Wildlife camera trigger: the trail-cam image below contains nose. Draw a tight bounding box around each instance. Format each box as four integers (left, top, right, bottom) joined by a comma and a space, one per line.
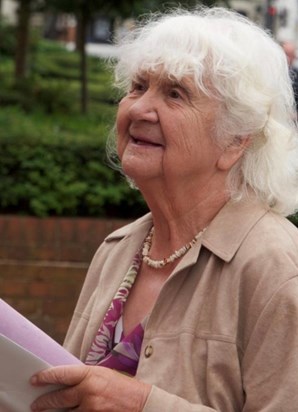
128, 90, 159, 123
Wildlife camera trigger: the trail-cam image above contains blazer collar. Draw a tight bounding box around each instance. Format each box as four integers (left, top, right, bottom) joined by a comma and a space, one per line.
104, 196, 269, 265
202, 197, 269, 262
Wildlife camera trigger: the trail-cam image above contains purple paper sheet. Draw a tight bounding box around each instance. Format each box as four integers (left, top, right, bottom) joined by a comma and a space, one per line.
0, 299, 81, 366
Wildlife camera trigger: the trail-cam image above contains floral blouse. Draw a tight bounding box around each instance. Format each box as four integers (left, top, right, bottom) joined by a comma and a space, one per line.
85, 252, 144, 376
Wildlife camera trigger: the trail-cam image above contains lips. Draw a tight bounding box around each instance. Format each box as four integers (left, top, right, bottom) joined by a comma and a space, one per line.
132, 137, 161, 146
130, 134, 163, 147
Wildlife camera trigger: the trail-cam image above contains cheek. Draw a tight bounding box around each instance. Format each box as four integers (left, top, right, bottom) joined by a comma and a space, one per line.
116, 101, 130, 158
116, 96, 132, 129
169, 113, 202, 154
116, 101, 127, 133
175, 113, 218, 161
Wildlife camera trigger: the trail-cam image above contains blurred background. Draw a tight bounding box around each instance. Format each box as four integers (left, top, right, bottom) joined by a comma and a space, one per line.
0, 0, 297, 344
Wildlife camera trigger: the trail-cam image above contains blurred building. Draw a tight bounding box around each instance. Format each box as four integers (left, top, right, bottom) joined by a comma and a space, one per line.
229, 0, 264, 24
1, 0, 18, 24
231, 0, 298, 45
271, 0, 298, 44
2, 0, 298, 46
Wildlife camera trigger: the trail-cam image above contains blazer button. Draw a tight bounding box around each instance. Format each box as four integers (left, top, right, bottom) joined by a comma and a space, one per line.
144, 344, 153, 358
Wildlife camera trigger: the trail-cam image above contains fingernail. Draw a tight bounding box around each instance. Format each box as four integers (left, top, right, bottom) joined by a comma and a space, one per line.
30, 375, 38, 385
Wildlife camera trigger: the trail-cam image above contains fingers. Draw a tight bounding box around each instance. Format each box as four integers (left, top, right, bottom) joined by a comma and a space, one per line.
30, 365, 90, 411
31, 365, 90, 387
31, 386, 79, 411
30, 366, 151, 411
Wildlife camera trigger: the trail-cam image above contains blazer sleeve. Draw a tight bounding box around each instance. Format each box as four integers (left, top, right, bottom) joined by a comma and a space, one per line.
143, 386, 217, 411
242, 277, 298, 411
142, 277, 298, 412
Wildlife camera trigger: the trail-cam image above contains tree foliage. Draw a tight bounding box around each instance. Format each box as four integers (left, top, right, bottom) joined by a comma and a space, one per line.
0, 127, 147, 218
12, 0, 230, 109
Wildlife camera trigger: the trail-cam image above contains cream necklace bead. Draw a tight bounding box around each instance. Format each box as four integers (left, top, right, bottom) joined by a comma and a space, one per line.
141, 227, 206, 269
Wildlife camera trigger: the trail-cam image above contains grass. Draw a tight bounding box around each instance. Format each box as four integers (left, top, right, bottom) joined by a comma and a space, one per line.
0, 37, 118, 144
0, 105, 116, 143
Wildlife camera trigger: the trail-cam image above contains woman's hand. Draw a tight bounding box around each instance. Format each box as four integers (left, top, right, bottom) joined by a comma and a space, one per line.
30, 364, 151, 411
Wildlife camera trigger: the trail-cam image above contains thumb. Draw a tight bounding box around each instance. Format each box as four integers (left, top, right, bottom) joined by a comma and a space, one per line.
31, 365, 89, 386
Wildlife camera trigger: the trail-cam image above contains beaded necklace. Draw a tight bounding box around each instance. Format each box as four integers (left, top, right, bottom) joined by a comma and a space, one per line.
142, 226, 206, 269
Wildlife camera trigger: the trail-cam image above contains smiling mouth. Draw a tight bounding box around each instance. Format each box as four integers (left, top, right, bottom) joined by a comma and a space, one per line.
131, 136, 163, 147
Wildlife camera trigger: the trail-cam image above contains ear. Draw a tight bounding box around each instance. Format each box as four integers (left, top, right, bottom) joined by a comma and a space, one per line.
217, 136, 251, 171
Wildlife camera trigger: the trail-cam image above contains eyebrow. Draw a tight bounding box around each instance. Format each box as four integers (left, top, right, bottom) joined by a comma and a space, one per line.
166, 78, 194, 98
132, 73, 194, 97
132, 73, 147, 83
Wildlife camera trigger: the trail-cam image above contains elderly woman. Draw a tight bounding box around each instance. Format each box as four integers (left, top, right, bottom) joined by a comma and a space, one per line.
31, 7, 298, 412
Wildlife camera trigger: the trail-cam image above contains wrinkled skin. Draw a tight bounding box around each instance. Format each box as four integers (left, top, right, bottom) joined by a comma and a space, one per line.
30, 364, 151, 411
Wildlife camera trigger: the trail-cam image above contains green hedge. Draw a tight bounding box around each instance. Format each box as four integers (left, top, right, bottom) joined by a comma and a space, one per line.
0, 105, 147, 218
0, 32, 145, 219
0, 125, 147, 218
0, 30, 146, 219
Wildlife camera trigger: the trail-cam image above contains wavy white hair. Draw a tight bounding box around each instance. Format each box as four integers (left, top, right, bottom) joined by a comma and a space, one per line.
109, 6, 298, 216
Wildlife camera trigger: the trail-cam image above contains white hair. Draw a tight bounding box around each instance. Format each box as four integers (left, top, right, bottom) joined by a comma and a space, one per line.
110, 6, 298, 216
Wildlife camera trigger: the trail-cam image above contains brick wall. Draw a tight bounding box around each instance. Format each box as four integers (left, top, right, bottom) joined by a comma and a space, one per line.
0, 215, 130, 344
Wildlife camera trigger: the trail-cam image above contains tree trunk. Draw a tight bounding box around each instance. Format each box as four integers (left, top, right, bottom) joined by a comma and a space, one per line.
43, 13, 59, 40
15, 0, 31, 79
77, 11, 88, 114
75, 15, 82, 52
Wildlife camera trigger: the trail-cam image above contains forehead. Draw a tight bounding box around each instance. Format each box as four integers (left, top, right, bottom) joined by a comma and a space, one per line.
132, 69, 219, 106
134, 69, 197, 89
132, 69, 221, 120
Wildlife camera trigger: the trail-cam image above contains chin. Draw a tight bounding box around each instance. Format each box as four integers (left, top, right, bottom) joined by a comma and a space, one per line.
125, 176, 138, 190
122, 158, 149, 176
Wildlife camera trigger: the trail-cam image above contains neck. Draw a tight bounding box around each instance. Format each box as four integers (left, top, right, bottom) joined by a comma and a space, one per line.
139, 179, 229, 259
142, 226, 207, 269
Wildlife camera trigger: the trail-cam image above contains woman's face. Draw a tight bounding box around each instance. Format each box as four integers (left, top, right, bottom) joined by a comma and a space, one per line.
116, 71, 224, 190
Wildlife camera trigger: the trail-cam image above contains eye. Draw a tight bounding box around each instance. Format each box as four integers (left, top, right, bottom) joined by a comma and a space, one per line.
129, 80, 146, 94
168, 88, 182, 99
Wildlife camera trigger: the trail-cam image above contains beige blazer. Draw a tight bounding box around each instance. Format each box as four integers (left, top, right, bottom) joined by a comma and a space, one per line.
64, 197, 298, 411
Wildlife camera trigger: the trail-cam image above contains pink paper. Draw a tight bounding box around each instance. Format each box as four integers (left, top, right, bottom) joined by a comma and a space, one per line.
0, 299, 81, 366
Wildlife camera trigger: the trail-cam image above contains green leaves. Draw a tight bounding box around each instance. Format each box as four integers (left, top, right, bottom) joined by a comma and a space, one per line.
0, 28, 146, 219
0, 132, 147, 218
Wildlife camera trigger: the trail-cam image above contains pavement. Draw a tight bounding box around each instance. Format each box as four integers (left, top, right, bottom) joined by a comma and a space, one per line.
86, 43, 118, 58
65, 42, 118, 58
